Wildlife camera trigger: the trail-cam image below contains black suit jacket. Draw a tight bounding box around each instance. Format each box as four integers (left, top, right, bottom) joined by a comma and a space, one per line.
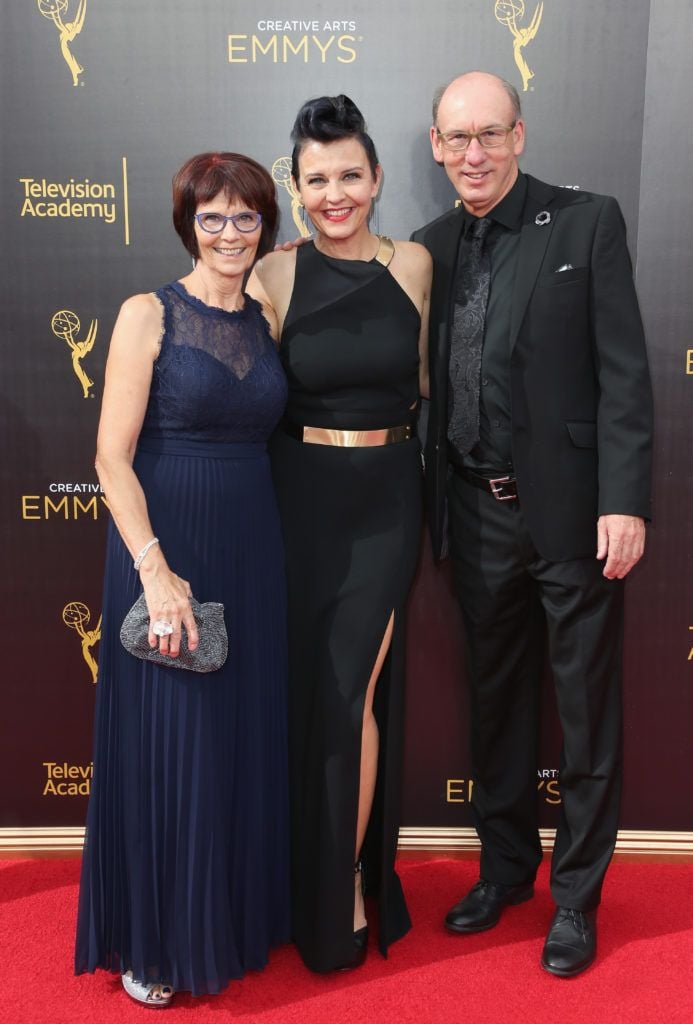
412, 174, 653, 563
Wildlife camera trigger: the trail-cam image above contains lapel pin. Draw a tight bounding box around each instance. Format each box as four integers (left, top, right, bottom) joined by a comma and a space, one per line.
535, 210, 551, 226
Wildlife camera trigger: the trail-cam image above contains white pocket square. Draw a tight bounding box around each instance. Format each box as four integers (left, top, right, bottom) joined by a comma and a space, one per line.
555, 263, 574, 272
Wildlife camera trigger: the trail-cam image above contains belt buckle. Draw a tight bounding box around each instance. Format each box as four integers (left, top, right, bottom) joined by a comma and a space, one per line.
488, 475, 517, 501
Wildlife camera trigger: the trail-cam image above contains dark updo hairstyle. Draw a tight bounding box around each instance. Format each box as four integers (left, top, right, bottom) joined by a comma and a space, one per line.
172, 152, 278, 260
290, 95, 379, 183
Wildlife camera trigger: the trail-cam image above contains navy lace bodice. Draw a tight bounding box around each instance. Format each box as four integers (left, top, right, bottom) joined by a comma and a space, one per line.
140, 281, 287, 443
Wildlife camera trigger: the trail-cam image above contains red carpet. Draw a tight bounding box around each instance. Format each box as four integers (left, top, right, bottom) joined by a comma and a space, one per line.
2, 857, 692, 1023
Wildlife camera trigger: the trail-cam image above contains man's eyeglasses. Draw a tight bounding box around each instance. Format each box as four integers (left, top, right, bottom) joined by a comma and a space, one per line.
194, 211, 262, 234
436, 124, 516, 152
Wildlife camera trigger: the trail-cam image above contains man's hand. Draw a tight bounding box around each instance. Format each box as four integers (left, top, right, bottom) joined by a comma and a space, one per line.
596, 514, 646, 579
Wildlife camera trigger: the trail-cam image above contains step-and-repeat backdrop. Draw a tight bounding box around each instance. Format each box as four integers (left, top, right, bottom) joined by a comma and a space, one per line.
1, 0, 690, 834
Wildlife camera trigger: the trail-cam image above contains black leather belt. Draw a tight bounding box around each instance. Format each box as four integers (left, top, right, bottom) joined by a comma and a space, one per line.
454, 465, 518, 501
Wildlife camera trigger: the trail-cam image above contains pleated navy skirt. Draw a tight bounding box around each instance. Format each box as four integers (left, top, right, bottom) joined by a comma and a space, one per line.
75, 438, 290, 995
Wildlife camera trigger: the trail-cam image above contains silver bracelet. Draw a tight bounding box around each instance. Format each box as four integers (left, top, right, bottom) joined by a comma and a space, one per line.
133, 537, 159, 571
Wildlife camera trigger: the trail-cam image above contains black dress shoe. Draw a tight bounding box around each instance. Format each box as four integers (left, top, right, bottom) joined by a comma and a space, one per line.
541, 907, 597, 978
445, 878, 534, 934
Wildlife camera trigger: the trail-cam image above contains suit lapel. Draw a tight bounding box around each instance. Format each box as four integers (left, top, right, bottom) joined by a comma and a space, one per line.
431, 209, 465, 407
432, 208, 465, 336
510, 177, 558, 351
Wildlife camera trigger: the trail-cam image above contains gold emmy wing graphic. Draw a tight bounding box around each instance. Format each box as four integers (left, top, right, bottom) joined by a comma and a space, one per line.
37, 0, 87, 87
51, 309, 98, 398
272, 157, 311, 238
62, 601, 101, 684
494, 0, 543, 91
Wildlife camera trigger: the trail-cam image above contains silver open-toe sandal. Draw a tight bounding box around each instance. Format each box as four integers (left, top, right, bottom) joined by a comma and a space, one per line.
122, 970, 174, 1008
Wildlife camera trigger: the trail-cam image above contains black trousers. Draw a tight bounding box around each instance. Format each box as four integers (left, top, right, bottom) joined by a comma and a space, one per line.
448, 470, 624, 911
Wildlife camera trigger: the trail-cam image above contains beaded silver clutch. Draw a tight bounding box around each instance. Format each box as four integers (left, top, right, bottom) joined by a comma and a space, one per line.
120, 593, 228, 673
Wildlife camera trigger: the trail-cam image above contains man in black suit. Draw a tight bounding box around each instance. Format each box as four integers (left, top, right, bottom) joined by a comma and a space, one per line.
412, 72, 653, 977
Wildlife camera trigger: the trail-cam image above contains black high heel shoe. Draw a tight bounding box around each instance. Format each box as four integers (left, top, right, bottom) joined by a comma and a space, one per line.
337, 860, 368, 971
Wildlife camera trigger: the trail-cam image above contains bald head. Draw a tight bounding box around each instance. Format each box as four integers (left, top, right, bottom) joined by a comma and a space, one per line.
432, 72, 521, 128
429, 71, 525, 217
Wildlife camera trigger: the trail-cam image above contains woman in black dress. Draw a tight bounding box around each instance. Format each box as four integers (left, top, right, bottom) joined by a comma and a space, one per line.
248, 96, 431, 972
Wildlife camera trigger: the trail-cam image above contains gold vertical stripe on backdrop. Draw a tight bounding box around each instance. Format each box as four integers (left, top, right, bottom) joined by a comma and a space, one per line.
122, 156, 130, 246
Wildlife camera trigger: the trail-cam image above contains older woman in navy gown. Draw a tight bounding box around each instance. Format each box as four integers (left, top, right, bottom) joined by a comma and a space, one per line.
75, 152, 290, 1005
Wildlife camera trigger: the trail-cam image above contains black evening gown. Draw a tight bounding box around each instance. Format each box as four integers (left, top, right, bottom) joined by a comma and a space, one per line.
75, 282, 290, 996
270, 241, 423, 972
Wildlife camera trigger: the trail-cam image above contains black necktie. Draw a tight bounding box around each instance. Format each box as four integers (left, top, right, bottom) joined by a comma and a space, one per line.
448, 216, 493, 457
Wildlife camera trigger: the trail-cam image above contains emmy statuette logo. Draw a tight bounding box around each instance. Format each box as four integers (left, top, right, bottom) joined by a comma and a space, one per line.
494, 0, 543, 91
62, 601, 101, 684
37, 0, 87, 87
272, 158, 312, 239
51, 309, 98, 398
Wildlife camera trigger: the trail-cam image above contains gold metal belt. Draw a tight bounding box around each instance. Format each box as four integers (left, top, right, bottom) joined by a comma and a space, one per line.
284, 423, 412, 447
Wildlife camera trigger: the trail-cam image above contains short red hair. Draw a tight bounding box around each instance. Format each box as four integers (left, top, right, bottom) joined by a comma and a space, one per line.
172, 152, 278, 259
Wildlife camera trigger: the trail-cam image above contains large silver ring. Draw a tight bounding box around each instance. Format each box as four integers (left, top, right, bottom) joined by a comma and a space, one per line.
152, 619, 174, 637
